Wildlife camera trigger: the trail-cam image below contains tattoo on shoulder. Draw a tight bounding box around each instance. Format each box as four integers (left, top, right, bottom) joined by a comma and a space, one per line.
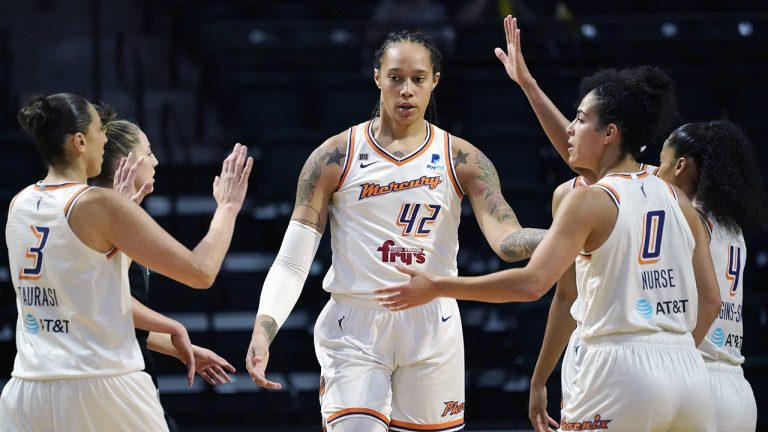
500, 228, 547, 262
453, 149, 469, 167
474, 151, 517, 223
325, 147, 346, 166
296, 150, 324, 207
260, 317, 278, 344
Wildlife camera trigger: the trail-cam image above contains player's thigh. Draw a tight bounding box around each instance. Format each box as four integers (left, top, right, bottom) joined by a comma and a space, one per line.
0, 378, 54, 431
707, 365, 756, 432
390, 300, 465, 431
56, 372, 168, 432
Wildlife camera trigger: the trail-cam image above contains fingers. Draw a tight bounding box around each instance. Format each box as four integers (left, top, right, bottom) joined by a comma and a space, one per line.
505, 15, 513, 46
547, 414, 559, 428
132, 181, 154, 204
187, 353, 196, 387
395, 264, 417, 277
494, 47, 508, 63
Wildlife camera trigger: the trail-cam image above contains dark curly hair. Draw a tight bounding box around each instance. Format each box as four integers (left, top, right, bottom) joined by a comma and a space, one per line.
18, 93, 93, 167
372, 30, 441, 123
666, 121, 768, 235
578, 66, 679, 160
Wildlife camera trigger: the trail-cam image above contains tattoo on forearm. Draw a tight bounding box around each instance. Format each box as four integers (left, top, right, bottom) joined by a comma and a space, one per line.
453, 149, 469, 167
325, 147, 346, 166
260, 317, 278, 344
474, 151, 517, 223
293, 204, 324, 232
500, 228, 547, 262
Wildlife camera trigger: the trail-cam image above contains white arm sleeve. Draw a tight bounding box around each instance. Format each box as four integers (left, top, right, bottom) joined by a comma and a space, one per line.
256, 220, 322, 329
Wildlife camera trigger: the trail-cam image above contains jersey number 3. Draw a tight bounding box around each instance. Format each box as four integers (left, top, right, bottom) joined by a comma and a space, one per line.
19, 225, 50, 280
638, 210, 665, 265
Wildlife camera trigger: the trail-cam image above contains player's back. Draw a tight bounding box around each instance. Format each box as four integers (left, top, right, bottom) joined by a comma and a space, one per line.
6, 182, 142, 379
575, 170, 697, 341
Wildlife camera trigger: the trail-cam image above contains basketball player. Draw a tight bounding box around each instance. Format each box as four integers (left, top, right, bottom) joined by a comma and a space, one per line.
246, 31, 546, 432
1, 93, 251, 431
656, 121, 766, 431
375, 66, 723, 431
95, 115, 237, 390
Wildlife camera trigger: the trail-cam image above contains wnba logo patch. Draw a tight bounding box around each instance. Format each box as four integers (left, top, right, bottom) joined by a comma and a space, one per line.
710, 327, 725, 347
24, 313, 40, 334
636, 298, 653, 320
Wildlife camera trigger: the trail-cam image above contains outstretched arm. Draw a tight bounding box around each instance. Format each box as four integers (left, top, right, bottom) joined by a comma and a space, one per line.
529, 181, 579, 432
376, 187, 615, 308
496, 15, 585, 175
246, 132, 347, 389
71, 143, 253, 289
453, 137, 545, 262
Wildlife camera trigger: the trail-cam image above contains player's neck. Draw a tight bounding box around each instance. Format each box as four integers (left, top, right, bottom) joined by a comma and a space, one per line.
43, 164, 88, 185
373, 115, 427, 146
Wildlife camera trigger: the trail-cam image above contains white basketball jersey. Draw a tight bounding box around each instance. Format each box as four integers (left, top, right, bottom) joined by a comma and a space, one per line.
569, 164, 658, 323
324, 120, 463, 297
697, 217, 746, 365
6, 182, 143, 379
574, 171, 697, 340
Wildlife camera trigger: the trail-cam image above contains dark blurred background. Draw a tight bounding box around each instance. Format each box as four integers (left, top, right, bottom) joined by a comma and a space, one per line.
1, 1, 767, 431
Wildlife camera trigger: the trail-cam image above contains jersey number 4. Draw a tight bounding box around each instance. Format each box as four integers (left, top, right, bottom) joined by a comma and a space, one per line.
638, 210, 665, 265
19, 225, 50, 280
396, 203, 441, 237
726, 245, 742, 297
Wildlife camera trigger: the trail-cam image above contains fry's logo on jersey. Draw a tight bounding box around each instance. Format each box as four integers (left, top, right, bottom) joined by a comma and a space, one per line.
377, 240, 426, 265
561, 414, 612, 430
358, 175, 442, 200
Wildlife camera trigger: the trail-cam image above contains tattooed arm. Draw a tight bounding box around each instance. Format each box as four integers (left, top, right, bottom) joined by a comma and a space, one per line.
453, 138, 546, 262
247, 132, 348, 389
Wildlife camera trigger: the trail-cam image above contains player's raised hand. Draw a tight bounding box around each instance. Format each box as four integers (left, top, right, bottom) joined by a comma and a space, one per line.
494, 16, 535, 88
374, 265, 441, 311
246, 340, 282, 390
113, 152, 154, 204
213, 143, 253, 210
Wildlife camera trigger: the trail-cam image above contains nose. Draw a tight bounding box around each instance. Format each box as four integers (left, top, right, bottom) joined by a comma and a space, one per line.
566, 119, 576, 136
400, 79, 414, 97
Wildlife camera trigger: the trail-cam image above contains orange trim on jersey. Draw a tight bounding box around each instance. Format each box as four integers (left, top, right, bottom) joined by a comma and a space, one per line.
653, 166, 660, 176
8, 189, 24, 212
106, 247, 120, 259
606, 171, 650, 180
33, 182, 81, 191
336, 126, 356, 190
578, 252, 592, 260
326, 408, 389, 425
389, 417, 465, 430
63, 186, 92, 218
365, 121, 434, 166
666, 183, 678, 200
593, 183, 621, 205
444, 132, 464, 199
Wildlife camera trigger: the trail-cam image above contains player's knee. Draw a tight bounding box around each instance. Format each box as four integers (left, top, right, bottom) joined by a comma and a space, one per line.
327, 417, 388, 432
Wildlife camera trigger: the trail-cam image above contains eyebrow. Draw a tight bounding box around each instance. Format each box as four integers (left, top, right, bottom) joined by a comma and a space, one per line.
576, 109, 588, 117
386, 68, 430, 74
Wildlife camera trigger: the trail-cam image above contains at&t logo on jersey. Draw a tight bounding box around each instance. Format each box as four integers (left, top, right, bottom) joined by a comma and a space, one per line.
636, 297, 689, 320
23, 313, 40, 334
710, 327, 725, 347
377, 240, 426, 265
22, 312, 69, 334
